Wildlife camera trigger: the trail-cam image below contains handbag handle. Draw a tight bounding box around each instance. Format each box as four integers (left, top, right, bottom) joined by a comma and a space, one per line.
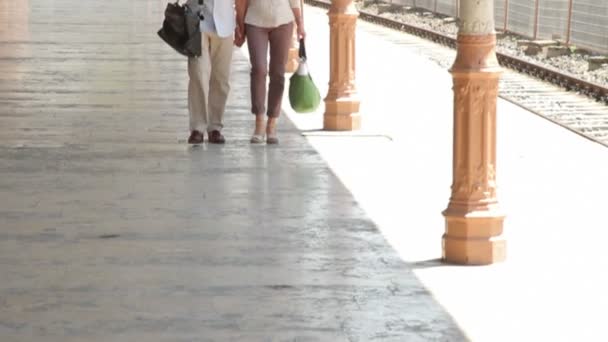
176, 0, 204, 4
298, 39, 307, 60
297, 0, 306, 60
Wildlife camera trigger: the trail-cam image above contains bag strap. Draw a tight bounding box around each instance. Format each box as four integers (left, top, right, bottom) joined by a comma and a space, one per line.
175, 0, 204, 5
298, 39, 307, 60
298, 0, 306, 60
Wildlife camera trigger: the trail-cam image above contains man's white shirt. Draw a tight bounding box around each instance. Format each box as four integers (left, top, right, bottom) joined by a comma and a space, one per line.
199, 0, 216, 34
186, 0, 235, 38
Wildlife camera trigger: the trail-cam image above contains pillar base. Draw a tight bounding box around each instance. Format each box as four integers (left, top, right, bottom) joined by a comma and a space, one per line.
323, 98, 361, 131
324, 113, 361, 131
442, 212, 505, 265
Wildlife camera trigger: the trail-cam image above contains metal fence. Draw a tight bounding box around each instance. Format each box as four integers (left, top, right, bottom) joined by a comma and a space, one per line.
382, 0, 608, 54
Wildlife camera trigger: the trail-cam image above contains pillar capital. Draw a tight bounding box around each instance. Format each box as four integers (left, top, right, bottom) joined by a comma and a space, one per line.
329, 0, 359, 15
451, 35, 501, 75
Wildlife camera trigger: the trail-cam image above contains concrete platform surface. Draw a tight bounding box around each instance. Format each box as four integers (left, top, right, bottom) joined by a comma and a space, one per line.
1, 1, 607, 342
286, 6, 608, 342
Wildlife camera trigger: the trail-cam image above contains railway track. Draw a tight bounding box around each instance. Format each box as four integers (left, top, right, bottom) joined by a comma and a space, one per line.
304, 0, 608, 147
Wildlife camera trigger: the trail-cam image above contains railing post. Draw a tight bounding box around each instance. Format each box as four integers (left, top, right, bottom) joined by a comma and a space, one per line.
504, 0, 509, 32
566, 0, 574, 44
533, 0, 540, 39
442, 0, 506, 265
324, 0, 361, 131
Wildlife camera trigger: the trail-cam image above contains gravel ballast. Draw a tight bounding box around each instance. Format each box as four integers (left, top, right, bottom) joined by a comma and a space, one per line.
355, 1, 608, 87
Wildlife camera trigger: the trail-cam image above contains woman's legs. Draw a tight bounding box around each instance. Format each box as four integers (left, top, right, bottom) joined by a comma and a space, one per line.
245, 25, 270, 139
246, 22, 294, 143
266, 22, 294, 142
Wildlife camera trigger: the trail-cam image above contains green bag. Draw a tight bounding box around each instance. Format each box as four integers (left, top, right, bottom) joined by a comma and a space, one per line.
289, 39, 321, 113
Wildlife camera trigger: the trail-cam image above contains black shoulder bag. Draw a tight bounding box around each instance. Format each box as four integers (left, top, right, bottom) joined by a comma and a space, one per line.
157, 1, 202, 57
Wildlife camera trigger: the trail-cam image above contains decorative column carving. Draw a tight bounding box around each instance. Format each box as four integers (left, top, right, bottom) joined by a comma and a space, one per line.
323, 0, 360, 131
442, 0, 506, 265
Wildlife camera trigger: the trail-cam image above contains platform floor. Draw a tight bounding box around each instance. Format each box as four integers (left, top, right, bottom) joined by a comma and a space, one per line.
1, 1, 607, 341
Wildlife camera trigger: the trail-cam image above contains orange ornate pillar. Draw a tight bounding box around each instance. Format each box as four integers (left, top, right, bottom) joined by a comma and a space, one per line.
323, 0, 360, 131
442, 0, 506, 265
285, 26, 299, 73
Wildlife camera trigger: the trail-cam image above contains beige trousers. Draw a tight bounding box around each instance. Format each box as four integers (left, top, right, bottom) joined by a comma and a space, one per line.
188, 31, 234, 133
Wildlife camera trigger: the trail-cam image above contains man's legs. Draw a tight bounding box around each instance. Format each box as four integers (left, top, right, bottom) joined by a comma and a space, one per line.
207, 32, 234, 134
187, 32, 212, 142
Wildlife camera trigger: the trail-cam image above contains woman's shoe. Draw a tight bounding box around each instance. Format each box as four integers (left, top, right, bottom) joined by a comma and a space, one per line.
266, 119, 278, 144
250, 134, 265, 144
252, 115, 266, 144
266, 134, 279, 144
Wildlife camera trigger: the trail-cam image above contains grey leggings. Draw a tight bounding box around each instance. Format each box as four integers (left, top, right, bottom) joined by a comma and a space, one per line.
246, 22, 294, 118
